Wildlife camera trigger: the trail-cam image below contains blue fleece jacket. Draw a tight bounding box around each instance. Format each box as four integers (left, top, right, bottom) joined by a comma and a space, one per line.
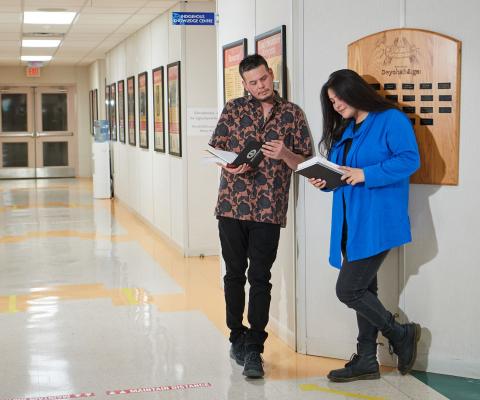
328, 108, 420, 268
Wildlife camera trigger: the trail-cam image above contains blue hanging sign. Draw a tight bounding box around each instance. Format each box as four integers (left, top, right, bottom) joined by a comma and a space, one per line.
171, 12, 215, 26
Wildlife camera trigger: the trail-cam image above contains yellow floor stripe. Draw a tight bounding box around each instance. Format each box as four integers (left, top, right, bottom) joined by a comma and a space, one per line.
122, 288, 139, 305
299, 384, 386, 400
8, 296, 18, 313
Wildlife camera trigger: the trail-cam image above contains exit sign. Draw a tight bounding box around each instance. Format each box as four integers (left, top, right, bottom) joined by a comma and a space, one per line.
26, 66, 41, 77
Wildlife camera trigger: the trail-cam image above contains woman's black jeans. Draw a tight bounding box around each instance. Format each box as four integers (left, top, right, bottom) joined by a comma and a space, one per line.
218, 216, 281, 353
336, 249, 404, 353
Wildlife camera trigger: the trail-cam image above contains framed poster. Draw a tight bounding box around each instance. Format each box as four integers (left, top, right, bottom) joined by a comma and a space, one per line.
127, 75, 136, 146
138, 71, 149, 149
109, 82, 117, 141
167, 61, 182, 157
93, 89, 98, 127
348, 28, 461, 185
89, 90, 93, 135
152, 66, 165, 152
105, 83, 110, 135
222, 39, 247, 104
117, 80, 126, 143
255, 25, 287, 99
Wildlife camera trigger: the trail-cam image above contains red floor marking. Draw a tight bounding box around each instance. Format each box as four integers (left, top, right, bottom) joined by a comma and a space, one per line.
5, 393, 95, 400
106, 383, 212, 395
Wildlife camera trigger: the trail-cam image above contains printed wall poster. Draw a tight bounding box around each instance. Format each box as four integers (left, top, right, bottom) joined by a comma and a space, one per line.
255, 25, 287, 98
223, 39, 247, 104
152, 66, 165, 152
127, 76, 136, 146
138, 71, 149, 149
167, 61, 182, 157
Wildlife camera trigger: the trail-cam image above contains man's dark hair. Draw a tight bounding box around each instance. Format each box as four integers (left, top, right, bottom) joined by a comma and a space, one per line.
239, 54, 269, 78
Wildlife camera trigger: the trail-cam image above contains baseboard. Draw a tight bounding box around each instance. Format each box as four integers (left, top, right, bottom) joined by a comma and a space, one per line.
268, 315, 296, 350
113, 197, 185, 255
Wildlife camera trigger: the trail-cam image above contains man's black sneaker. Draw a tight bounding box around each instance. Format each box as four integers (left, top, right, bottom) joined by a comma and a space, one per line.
243, 351, 264, 378
229, 335, 246, 366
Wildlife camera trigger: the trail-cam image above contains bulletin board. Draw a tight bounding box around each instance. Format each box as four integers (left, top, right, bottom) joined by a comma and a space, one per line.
348, 28, 461, 185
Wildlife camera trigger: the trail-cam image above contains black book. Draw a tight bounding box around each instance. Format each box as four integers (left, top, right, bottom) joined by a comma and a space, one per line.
295, 156, 346, 190
206, 141, 264, 168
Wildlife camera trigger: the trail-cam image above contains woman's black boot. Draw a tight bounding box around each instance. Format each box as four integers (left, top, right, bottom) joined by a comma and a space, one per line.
327, 344, 380, 382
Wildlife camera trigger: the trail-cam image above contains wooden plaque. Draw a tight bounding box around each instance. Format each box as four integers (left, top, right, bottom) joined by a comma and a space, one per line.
348, 29, 461, 185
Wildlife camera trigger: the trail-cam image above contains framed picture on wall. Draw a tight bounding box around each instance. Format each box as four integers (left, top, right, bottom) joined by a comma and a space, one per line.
109, 82, 117, 141
117, 80, 126, 143
222, 38, 247, 104
255, 25, 287, 99
93, 89, 98, 127
152, 66, 165, 152
138, 71, 149, 149
89, 90, 93, 135
105, 83, 111, 137
167, 61, 182, 157
127, 75, 136, 146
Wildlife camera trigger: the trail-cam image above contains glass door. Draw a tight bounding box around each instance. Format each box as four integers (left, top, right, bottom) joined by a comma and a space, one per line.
34, 87, 76, 178
0, 87, 36, 178
0, 86, 76, 179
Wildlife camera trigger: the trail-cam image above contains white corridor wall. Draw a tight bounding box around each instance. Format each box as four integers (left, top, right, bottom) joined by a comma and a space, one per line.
298, 0, 480, 379
100, 2, 218, 256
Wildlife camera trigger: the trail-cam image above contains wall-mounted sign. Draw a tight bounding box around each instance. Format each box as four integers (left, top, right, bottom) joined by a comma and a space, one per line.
25, 66, 40, 77
348, 28, 462, 185
171, 12, 215, 25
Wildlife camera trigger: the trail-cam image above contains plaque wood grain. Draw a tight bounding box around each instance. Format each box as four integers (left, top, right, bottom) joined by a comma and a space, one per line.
348, 28, 461, 185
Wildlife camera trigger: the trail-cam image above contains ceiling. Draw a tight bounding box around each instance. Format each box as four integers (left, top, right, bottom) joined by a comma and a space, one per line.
0, 0, 196, 66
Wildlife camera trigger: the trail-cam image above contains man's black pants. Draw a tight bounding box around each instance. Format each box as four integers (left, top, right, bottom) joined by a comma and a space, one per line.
218, 216, 281, 353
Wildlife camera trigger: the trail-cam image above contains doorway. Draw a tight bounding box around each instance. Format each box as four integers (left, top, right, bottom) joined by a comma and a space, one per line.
0, 86, 76, 179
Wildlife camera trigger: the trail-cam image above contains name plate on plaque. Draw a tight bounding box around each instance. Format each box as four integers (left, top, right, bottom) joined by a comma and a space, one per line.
348, 28, 461, 185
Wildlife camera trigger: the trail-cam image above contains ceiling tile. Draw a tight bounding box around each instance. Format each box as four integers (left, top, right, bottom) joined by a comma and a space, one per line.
0, 24, 22, 33
0, 13, 23, 23
0, 41, 21, 49
0, 0, 22, 12
23, 0, 85, 10
69, 24, 123, 34
73, 13, 130, 24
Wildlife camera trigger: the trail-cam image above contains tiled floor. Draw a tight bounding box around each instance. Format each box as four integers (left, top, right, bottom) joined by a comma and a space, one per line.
0, 179, 450, 400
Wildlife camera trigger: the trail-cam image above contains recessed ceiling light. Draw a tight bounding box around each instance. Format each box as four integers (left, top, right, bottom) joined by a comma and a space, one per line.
21, 55, 53, 62
22, 39, 61, 48
24, 11, 76, 25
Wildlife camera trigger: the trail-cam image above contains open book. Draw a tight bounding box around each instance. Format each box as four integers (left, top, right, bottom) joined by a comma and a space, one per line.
295, 155, 346, 190
205, 141, 264, 168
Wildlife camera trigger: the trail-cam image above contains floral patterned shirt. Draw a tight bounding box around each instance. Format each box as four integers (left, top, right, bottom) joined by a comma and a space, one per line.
209, 94, 312, 227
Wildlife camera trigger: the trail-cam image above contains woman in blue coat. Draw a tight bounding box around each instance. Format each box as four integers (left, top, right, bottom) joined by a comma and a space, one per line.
309, 69, 421, 382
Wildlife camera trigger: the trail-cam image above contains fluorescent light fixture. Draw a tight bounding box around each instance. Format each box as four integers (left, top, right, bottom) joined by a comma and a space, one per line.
21, 55, 52, 62
24, 11, 76, 25
22, 39, 61, 48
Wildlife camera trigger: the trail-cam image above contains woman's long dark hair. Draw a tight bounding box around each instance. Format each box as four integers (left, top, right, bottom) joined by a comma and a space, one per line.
319, 69, 397, 155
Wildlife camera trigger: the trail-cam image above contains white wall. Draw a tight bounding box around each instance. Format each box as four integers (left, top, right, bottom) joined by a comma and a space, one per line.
97, 2, 218, 255
297, 0, 480, 379
0, 65, 92, 177
216, 0, 298, 348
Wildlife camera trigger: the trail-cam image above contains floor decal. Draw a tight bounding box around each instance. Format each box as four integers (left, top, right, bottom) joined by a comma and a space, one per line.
4, 393, 95, 400
300, 384, 386, 400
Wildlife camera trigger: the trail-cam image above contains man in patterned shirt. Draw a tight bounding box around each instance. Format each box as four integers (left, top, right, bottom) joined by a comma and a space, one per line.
209, 54, 312, 378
